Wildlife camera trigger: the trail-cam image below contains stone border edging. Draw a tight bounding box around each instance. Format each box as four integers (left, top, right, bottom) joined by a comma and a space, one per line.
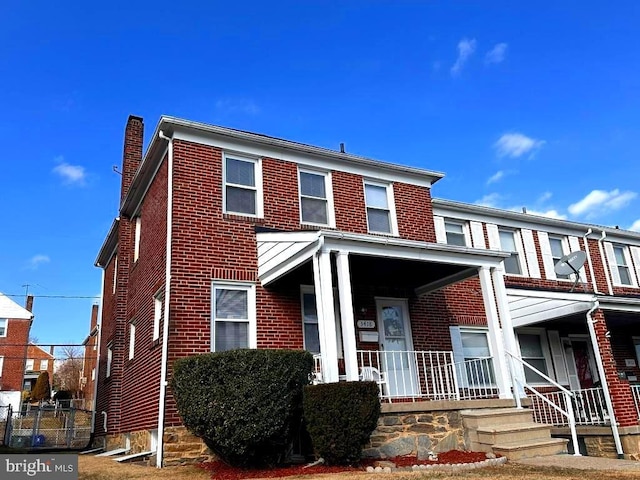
365, 456, 508, 473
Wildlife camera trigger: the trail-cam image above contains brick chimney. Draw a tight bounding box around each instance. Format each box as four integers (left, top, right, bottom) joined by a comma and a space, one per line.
25, 294, 34, 312
120, 115, 144, 203
90, 304, 99, 330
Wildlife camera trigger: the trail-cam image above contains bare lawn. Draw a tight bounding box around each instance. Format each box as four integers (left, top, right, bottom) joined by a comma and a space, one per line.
78, 455, 640, 480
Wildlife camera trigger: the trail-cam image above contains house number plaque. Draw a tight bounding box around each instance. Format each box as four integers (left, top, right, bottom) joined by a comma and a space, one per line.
357, 320, 375, 329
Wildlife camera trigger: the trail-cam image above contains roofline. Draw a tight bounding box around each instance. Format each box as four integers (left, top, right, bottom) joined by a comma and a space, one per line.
120, 116, 445, 217
28, 342, 55, 359
95, 218, 119, 268
433, 198, 640, 240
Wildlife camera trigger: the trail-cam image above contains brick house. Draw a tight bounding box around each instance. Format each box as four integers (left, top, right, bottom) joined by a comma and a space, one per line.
0, 293, 34, 395
94, 115, 640, 465
22, 343, 55, 394
79, 304, 99, 410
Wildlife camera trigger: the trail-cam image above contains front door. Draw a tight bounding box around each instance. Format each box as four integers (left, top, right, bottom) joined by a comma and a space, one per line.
376, 298, 419, 397
563, 337, 598, 390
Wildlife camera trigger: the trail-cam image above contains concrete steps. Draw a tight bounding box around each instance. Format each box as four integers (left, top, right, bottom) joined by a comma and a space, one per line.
462, 407, 568, 460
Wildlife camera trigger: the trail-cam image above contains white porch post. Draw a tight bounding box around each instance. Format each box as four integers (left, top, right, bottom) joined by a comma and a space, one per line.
312, 249, 340, 383
336, 251, 359, 381
478, 266, 511, 399
492, 266, 525, 398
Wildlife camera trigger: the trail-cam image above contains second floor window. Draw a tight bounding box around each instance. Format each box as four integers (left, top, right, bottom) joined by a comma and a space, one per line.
25, 359, 34, 371
445, 221, 467, 246
299, 170, 331, 226
548, 236, 570, 280
39, 359, 48, 371
0, 318, 6, 337
613, 245, 633, 285
364, 182, 395, 235
499, 229, 522, 275
224, 156, 261, 216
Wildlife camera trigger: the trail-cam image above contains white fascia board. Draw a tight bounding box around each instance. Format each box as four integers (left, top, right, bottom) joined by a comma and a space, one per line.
258, 238, 321, 285
506, 288, 596, 302
433, 198, 640, 246
596, 296, 640, 313
171, 125, 440, 189
95, 219, 120, 268
511, 302, 593, 327
256, 231, 320, 244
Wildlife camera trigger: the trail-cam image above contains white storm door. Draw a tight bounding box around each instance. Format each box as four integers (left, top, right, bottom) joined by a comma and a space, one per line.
376, 298, 419, 397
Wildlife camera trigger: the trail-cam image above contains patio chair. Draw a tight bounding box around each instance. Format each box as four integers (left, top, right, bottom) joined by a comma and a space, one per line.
359, 366, 387, 398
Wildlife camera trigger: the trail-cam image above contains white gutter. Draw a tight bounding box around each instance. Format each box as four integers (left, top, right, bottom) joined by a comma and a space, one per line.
586, 301, 624, 458
583, 229, 603, 294
90, 270, 104, 435
156, 131, 174, 468
597, 231, 614, 295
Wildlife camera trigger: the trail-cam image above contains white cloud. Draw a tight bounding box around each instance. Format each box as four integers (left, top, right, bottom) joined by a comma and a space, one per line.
486, 170, 505, 185
485, 43, 508, 64
537, 191, 553, 203
215, 98, 260, 115
568, 189, 637, 218
451, 38, 477, 76
52, 156, 86, 185
630, 219, 640, 232
28, 254, 50, 270
494, 133, 545, 158
475, 193, 503, 208
524, 209, 567, 220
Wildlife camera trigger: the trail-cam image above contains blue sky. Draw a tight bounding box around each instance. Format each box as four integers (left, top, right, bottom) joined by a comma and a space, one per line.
1, 2, 640, 352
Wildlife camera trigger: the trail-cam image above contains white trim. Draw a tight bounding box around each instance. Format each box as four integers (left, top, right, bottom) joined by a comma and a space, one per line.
336, 251, 358, 381
568, 236, 587, 282
538, 231, 556, 280
443, 218, 471, 247
128, 321, 136, 360
133, 217, 141, 263
298, 167, 335, 228
106, 343, 113, 378
0, 318, 7, 337
521, 229, 540, 278
300, 285, 343, 357
222, 152, 264, 218
364, 180, 399, 236
497, 227, 528, 277
470, 221, 486, 249
0, 355, 4, 377
630, 247, 640, 286
153, 290, 163, 341
112, 255, 118, 294
515, 327, 555, 386
210, 282, 257, 351
606, 242, 637, 287
633, 336, 640, 368
486, 224, 500, 251
433, 216, 446, 244
547, 330, 569, 385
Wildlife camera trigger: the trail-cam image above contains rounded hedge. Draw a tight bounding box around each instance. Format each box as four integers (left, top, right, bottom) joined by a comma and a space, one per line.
171, 349, 313, 467
303, 381, 381, 465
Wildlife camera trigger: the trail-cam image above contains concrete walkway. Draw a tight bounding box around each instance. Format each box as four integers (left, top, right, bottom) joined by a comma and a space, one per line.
513, 454, 640, 471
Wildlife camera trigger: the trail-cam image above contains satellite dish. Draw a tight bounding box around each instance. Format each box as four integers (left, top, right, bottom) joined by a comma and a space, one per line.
554, 251, 587, 292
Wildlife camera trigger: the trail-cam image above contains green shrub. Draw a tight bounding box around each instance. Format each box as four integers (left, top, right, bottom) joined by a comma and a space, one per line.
303, 381, 380, 465
171, 349, 313, 468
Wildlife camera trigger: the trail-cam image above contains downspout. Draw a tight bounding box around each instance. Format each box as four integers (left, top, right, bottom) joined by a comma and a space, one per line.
586, 301, 624, 458
156, 131, 174, 468
101, 411, 108, 433
597, 230, 614, 295
90, 270, 104, 435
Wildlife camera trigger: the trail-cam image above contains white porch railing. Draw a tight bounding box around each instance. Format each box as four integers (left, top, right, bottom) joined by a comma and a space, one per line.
528, 387, 609, 426
632, 385, 640, 421
352, 350, 498, 402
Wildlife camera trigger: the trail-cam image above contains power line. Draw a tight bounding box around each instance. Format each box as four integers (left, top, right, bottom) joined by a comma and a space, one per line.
1, 293, 99, 299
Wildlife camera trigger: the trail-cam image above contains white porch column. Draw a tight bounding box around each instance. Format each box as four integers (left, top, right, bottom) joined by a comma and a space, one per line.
492, 266, 525, 397
336, 251, 359, 381
312, 249, 339, 383
478, 266, 511, 399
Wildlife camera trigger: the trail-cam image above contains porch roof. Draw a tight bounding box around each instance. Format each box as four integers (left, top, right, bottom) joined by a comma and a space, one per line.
507, 288, 640, 327
257, 230, 509, 289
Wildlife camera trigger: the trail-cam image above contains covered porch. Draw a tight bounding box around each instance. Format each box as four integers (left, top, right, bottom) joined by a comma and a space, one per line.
257, 229, 517, 402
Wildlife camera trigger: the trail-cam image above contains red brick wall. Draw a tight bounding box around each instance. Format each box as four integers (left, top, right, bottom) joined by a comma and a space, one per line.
0, 318, 31, 392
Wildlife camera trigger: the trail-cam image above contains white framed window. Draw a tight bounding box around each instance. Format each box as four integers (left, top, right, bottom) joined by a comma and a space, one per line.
106, 343, 113, 378
516, 328, 554, 385
211, 282, 256, 352
300, 286, 343, 357
364, 181, 397, 235
613, 245, 634, 286
299, 169, 334, 226
0, 318, 6, 337
128, 321, 136, 360
499, 228, 525, 275
444, 220, 470, 247
153, 290, 164, 341
450, 327, 494, 386
0, 356, 4, 377
39, 359, 49, 371
25, 359, 34, 371
223, 154, 263, 217
548, 235, 571, 280
134, 217, 141, 262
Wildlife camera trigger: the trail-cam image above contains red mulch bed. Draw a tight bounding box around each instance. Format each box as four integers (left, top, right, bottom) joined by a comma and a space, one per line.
198, 450, 490, 480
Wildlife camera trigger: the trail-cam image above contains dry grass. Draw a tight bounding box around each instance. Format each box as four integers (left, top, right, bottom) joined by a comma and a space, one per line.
78, 456, 640, 480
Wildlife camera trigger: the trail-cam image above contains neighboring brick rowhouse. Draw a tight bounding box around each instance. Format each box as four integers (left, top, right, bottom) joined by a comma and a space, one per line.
81, 304, 99, 409
0, 294, 34, 392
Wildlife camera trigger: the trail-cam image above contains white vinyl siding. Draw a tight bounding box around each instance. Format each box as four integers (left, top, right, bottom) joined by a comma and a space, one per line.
223, 155, 263, 217
211, 283, 257, 352
299, 169, 334, 226
521, 229, 540, 278
364, 181, 397, 235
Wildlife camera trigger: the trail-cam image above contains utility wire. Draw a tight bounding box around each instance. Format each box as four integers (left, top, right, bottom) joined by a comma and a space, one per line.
1, 293, 99, 299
